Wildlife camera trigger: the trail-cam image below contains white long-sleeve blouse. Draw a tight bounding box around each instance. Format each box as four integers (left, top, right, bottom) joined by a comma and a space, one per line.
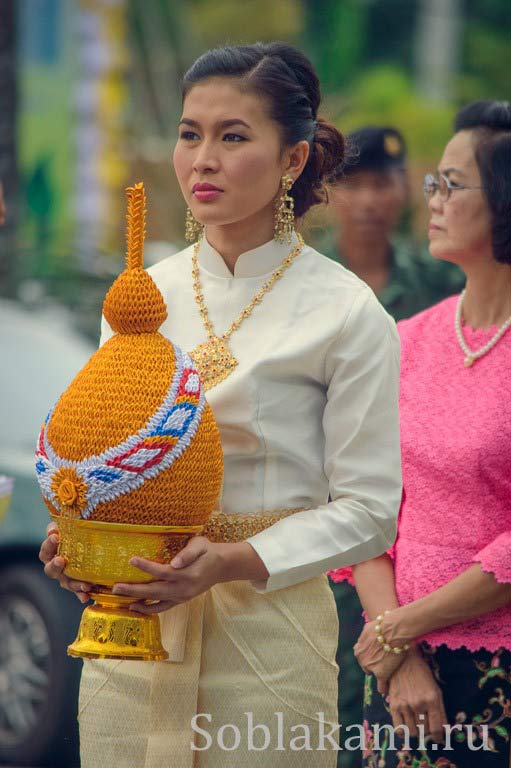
101, 233, 402, 592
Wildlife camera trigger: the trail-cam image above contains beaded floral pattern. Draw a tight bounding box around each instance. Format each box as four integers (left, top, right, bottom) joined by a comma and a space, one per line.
362, 645, 511, 768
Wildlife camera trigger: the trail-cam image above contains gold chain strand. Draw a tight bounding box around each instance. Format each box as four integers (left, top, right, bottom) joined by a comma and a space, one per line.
190, 233, 304, 390
192, 232, 304, 340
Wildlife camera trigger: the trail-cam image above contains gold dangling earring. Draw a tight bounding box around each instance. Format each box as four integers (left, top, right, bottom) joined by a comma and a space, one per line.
185, 207, 204, 243
274, 174, 295, 244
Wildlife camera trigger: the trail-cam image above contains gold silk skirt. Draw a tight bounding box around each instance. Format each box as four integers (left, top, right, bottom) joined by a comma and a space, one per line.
78, 513, 340, 768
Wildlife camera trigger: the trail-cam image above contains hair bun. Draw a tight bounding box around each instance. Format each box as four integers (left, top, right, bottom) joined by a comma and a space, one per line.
291, 117, 345, 217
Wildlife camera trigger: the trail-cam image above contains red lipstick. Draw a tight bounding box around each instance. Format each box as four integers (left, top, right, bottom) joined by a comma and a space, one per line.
192, 182, 223, 201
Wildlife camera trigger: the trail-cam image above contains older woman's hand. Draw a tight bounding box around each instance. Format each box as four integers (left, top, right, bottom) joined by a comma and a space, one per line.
387, 647, 447, 745
354, 618, 410, 693
39, 522, 92, 603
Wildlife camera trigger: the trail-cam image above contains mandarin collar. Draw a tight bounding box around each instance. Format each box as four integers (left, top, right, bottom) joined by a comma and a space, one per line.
197, 230, 300, 278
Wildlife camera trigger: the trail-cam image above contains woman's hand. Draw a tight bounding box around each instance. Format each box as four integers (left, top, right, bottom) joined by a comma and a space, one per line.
354, 618, 410, 692
387, 648, 448, 744
38, 522, 92, 603
112, 536, 267, 614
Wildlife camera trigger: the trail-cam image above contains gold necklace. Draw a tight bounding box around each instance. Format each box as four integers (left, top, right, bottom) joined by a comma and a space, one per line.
190, 233, 304, 390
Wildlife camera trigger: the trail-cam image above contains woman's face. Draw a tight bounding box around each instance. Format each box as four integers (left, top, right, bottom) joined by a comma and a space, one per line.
173, 78, 307, 230
428, 130, 492, 265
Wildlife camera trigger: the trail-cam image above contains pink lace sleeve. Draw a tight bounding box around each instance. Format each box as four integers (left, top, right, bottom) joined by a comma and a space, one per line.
328, 565, 355, 584
328, 545, 397, 584
473, 532, 511, 584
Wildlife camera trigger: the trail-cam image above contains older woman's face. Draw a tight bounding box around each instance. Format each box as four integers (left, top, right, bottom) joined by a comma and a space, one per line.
428, 130, 492, 265
173, 78, 293, 229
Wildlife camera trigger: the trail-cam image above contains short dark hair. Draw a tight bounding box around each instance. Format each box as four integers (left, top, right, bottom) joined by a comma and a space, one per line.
182, 43, 345, 217
454, 100, 511, 264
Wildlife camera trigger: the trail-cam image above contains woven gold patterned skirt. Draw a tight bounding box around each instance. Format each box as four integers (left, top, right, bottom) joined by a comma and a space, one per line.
78, 513, 340, 768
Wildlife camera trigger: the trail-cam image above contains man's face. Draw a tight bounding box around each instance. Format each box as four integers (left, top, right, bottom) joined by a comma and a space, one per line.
329, 169, 408, 244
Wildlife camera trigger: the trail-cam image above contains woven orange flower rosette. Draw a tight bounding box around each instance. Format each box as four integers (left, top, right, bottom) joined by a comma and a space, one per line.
35, 183, 223, 660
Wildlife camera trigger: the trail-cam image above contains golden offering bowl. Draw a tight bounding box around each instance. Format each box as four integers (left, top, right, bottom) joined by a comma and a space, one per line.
51, 515, 203, 660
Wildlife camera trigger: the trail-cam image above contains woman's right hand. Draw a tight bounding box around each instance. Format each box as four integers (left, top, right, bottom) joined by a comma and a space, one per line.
39, 522, 92, 603
387, 647, 448, 745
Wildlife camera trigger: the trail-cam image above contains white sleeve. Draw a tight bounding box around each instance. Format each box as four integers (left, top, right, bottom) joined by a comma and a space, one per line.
99, 315, 114, 347
246, 287, 402, 592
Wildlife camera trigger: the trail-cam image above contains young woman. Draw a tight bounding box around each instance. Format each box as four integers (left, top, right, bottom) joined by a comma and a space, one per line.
39, 43, 402, 768
337, 100, 511, 768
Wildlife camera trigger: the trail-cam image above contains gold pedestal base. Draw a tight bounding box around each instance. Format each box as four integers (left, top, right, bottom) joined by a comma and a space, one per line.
68, 593, 168, 660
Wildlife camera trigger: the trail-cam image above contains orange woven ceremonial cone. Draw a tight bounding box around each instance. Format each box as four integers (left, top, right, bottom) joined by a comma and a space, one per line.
35, 182, 223, 660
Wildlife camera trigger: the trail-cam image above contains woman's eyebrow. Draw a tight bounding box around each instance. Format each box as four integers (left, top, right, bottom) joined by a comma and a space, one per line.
219, 119, 251, 129
178, 118, 251, 129
438, 166, 467, 179
179, 118, 200, 128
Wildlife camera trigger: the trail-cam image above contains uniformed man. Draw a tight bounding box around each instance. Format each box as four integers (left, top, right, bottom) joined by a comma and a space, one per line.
325, 126, 464, 768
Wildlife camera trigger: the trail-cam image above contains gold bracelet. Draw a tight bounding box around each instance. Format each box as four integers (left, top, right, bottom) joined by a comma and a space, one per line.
375, 610, 410, 655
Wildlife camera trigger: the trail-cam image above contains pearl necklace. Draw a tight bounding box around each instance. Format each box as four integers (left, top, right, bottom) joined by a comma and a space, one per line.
455, 289, 511, 367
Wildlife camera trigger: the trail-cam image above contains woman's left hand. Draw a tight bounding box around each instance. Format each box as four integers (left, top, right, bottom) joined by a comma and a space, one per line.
354, 618, 411, 693
112, 536, 226, 614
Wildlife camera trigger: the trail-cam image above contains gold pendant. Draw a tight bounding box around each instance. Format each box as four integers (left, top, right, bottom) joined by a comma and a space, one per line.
190, 336, 238, 391
464, 356, 474, 367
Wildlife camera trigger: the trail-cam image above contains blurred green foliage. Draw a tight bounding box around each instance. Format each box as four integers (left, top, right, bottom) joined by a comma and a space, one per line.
462, 21, 510, 99
330, 66, 455, 163
189, 0, 302, 46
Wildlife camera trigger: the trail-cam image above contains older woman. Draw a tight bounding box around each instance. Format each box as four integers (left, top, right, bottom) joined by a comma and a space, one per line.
336, 100, 511, 767
39, 42, 401, 768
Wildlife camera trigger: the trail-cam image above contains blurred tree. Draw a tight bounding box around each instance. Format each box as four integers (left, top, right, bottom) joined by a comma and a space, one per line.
127, 0, 200, 246
0, 0, 19, 298
25, 156, 54, 274
129, 0, 198, 139
461, 0, 511, 100
301, 0, 368, 92
415, 0, 462, 101
364, 0, 416, 68
189, 0, 302, 48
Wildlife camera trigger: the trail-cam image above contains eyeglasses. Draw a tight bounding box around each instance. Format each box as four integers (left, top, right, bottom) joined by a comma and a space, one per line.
422, 173, 485, 202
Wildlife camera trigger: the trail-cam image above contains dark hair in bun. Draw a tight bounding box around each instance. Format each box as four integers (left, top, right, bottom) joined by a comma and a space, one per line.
182, 42, 345, 217
454, 100, 511, 264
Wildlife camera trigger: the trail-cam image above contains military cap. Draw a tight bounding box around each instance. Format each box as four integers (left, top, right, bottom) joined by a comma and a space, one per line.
343, 126, 407, 174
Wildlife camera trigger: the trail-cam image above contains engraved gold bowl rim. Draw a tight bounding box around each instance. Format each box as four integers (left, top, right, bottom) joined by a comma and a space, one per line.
50, 514, 204, 585
50, 514, 204, 535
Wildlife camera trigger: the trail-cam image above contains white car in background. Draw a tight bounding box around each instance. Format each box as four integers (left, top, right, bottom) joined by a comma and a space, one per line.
0, 299, 95, 767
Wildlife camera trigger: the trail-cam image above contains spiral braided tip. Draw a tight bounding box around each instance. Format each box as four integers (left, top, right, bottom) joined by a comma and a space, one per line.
126, 182, 146, 270
103, 181, 168, 334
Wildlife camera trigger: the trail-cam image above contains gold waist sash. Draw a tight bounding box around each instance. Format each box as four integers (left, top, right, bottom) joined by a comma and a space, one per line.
203, 508, 303, 543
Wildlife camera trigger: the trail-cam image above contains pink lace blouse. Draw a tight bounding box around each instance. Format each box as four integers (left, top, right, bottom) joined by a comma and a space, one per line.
330, 295, 511, 651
